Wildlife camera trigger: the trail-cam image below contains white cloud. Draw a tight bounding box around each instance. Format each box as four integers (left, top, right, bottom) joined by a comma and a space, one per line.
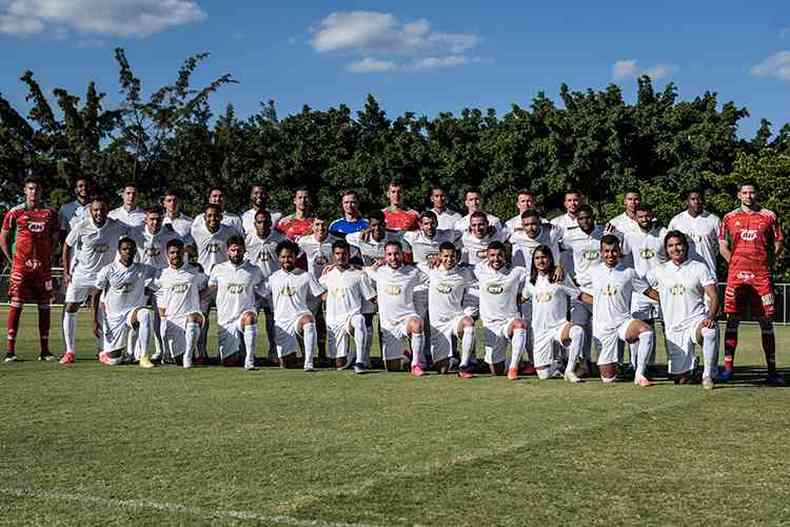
310, 10, 481, 74
0, 0, 206, 38
613, 58, 676, 80
750, 50, 790, 81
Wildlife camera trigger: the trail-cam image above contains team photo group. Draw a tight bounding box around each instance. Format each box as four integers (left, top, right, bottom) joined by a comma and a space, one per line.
1, 176, 783, 389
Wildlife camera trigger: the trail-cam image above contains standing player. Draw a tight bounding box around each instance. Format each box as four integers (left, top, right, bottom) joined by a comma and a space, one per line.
580, 235, 655, 386
510, 209, 562, 272
320, 240, 377, 373
276, 188, 314, 241
504, 190, 547, 235
383, 180, 419, 234
366, 241, 427, 375
668, 190, 721, 279
108, 183, 146, 234
643, 231, 720, 388
242, 183, 282, 235
1, 177, 58, 362
455, 189, 502, 233
550, 190, 583, 237
58, 177, 91, 240
194, 187, 244, 235
607, 190, 642, 239
461, 212, 510, 267
428, 185, 462, 231
93, 238, 157, 367
60, 198, 125, 364
161, 189, 194, 239
205, 236, 266, 369
329, 190, 369, 237
718, 181, 784, 384
473, 241, 529, 379
265, 241, 325, 370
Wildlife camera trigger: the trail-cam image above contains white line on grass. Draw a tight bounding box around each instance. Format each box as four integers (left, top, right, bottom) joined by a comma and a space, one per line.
0, 487, 376, 527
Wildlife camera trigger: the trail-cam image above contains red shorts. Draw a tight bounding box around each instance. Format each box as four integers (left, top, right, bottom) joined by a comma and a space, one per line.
724, 270, 774, 317
7, 268, 53, 304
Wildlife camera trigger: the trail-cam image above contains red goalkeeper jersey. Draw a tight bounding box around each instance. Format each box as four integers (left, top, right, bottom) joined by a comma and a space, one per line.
383, 208, 419, 232
2, 204, 57, 274
719, 207, 783, 275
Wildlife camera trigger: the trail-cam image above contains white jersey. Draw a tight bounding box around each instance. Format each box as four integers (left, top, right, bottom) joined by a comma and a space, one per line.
510, 225, 562, 272
133, 224, 183, 269
319, 267, 376, 326
560, 225, 604, 291
402, 229, 461, 265
430, 208, 463, 231
58, 199, 89, 232
265, 268, 325, 323
152, 263, 207, 319
245, 229, 286, 279
417, 263, 476, 323
460, 229, 509, 266
455, 212, 503, 234
504, 214, 549, 237
523, 274, 579, 332
622, 227, 667, 277
668, 210, 721, 276
646, 259, 715, 333
163, 213, 193, 239
190, 222, 236, 275
298, 234, 338, 280
193, 211, 244, 236
66, 217, 126, 278
607, 212, 641, 238
366, 265, 426, 325
209, 261, 265, 327
473, 263, 527, 323
242, 208, 282, 235
550, 213, 580, 238
588, 263, 642, 333
347, 232, 397, 266
108, 206, 146, 234
95, 261, 156, 315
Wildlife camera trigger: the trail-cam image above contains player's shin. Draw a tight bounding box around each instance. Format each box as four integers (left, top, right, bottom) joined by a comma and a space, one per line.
566, 325, 584, 374
63, 310, 77, 354
184, 321, 200, 368
723, 319, 739, 371
635, 331, 655, 379
243, 324, 257, 368
350, 315, 367, 366
303, 321, 317, 369
410, 332, 425, 367
701, 326, 718, 378
509, 328, 527, 370
761, 325, 776, 374
136, 309, 152, 359
37, 304, 50, 354
6, 302, 22, 354
460, 328, 476, 368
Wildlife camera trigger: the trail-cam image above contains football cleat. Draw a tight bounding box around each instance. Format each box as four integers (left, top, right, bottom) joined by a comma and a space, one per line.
447, 357, 460, 373
410, 365, 425, 377
507, 367, 519, 381
4, 353, 18, 363
766, 372, 785, 386
38, 352, 55, 362
702, 376, 714, 390
718, 366, 733, 382
520, 362, 536, 375
139, 355, 155, 369
353, 363, 367, 375
457, 369, 474, 380
304, 363, 316, 372
565, 371, 583, 384
59, 351, 76, 365
194, 355, 209, 366
634, 375, 654, 387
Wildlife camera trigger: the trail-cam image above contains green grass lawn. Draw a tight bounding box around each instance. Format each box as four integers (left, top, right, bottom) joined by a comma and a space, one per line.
1, 306, 789, 526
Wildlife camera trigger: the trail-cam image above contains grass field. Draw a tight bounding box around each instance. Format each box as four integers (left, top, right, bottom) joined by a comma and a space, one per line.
1, 306, 790, 526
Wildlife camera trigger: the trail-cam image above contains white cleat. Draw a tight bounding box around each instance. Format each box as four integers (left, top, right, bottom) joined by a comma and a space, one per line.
564, 371, 583, 384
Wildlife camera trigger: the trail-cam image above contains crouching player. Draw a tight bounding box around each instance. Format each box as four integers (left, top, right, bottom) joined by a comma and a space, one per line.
642, 231, 719, 389
93, 237, 158, 367
320, 240, 377, 373
580, 235, 655, 386
152, 239, 207, 368
417, 242, 477, 377
524, 245, 585, 383
473, 241, 529, 379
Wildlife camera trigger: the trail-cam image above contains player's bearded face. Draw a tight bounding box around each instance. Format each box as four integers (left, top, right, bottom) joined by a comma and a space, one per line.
636, 210, 653, 230
666, 237, 687, 263
385, 246, 402, 268
91, 202, 107, 226
168, 246, 184, 268
279, 249, 296, 271
439, 249, 457, 269
602, 244, 620, 266
118, 242, 135, 266
487, 249, 506, 269
333, 248, 349, 268
577, 212, 593, 232
522, 217, 540, 238
255, 214, 271, 236
687, 193, 703, 214
228, 244, 245, 265
420, 217, 437, 237
369, 219, 385, 240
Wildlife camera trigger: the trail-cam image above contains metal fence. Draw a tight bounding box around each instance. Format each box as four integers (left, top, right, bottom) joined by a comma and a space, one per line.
1, 268, 788, 325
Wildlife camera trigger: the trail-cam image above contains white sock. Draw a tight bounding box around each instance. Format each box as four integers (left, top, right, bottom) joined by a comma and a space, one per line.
460, 327, 475, 367
63, 311, 77, 354
566, 325, 584, 374
701, 326, 718, 378
151, 310, 163, 358
350, 314, 367, 366
159, 318, 168, 360
243, 325, 257, 367
135, 310, 151, 360
303, 322, 317, 368
509, 328, 527, 370
636, 331, 655, 378
184, 321, 200, 367
410, 333, 424, 367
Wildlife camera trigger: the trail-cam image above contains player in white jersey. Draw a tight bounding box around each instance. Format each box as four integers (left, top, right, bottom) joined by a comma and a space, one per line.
61, 198, 126, 364
151, 239, 208, 368
643, 231, 720, 389
667, 190, 721, 277
504, 190, 548, 235
428, 185, 462, 231
551, 190, 583, 237
206, 236, 266, 369
523, 246, 585, 383
319, 240, 377, 373
366, 240, 428, 376
474, 241, 529, 379
107, 183, 146, 235
579, 235, 655, 386
245, 209, 286, 363
161, 189, 194, 239
193, 186, 244, 235
265, 240, 326, 370
454, 189, 503, 234
510, 209, 562, 273
418, 242, 477, 378
93, 238, 158, 367
242, 183, 282, 235
561, 205, 604, 375
58, 177, 91, 240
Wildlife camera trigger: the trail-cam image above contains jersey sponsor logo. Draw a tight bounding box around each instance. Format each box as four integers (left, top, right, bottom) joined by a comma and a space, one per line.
669, 283, 686, 296
328, 287, 347, 298
28, 221, 46, 233
582, 249, 600, 261
485, 283, 504, 295
227, 283, 247, 294
207, 243, 221, 254
639, 248, 656, 260
384, 284, 402, 296
476, 249, 487, 258
279, 285, 296, 297
114, 282, 135, 293
762, 293, 774, 306
171, 283, 190, 294
736, 271, 755, 281
602, 284, 619, 296
94, 243, 110, 254
535, 291, 553, 303
435, 282, 454, 294
24, 258, 42, 270
739, 229, 758, 241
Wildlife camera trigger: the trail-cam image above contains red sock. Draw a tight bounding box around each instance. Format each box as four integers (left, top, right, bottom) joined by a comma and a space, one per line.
38, 305, 51, 355
761, 327, 776, 374
6, 304, 22, 354
723, 320, 739, 370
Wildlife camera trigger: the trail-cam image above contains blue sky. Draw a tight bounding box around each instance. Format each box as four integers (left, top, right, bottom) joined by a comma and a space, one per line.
1, 1, 788, 138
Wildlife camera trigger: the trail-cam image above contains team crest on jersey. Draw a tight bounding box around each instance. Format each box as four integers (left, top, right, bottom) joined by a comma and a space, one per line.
115, 282, 134, 293
207, 243, 221, 254
739, 229, 757, 241
328, 287, 347, 298
436, 282, 453, 294
583, 249, 600, 261
227, 283, 246, 294
28, 222, 45, 233
385, 284, 402, 296
602, 284, 618, 296
486, 283, 504, 295
476, 249, 487, 258
24, 258, 42, 270
172, 283, 189, 294
95, 243, 109, 254
535, 291, 553, 303
639, 248, 656, 259
669, 283, 686, 296
279, 286, 296, 296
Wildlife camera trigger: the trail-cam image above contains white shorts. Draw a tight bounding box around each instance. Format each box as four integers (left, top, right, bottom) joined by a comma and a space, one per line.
102, 307, 138, 352
482, 317, 519, 365
326, 314, 360, 359
631, 292, 661, 321
65, 272, 97, 304
163, 312, 203, 358
593, 319, 634, 365
380, 314, 419, 361
533, 323, 568, 368
430, 315, 467, 362
217, 310, 256, 359
274, 311, 310, 358
664, 316, 706, 375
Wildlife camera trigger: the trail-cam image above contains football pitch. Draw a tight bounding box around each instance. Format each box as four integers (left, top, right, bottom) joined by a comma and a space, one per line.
1, 307, 789, 526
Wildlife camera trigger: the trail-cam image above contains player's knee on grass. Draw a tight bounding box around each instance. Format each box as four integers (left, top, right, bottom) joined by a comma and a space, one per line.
433, 358, 449, 374
187, 313, 204, 325
407, 317, 423, 334
384, 359, 402, 371
281, 353, 300, 369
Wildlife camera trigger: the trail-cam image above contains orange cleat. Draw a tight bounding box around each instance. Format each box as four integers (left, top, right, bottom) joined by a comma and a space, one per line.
59, 351, 76, 365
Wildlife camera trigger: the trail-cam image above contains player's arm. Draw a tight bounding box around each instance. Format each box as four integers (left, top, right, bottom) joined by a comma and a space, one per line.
91, 289, 102, 338
703, 283, 719, 327
0, 227, 11, 263
579, 292, 593, 305
773, 222, 784, 259
718, 221, 732, 263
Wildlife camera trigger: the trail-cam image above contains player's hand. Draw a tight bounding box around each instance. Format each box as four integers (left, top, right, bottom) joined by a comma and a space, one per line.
62, 272, 71, 288
373, 259, 386, 268
321, 264, 335, 276
702, 317, 716, 329
361, 228, 371, 242
92, 320, 101, 339
552, 264, 565, 282
604, 223, 615, 233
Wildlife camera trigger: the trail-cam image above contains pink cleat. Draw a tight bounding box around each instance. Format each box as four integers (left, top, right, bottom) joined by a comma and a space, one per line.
458, 370, 474, 380
635, 375, 654, 387
507, 367, 519, 381
59, 352, 76, 365
411, 365, 425, 377
98, 351, 111, 366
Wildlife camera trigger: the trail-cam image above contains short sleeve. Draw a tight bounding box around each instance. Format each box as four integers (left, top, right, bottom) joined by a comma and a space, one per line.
208, 269, 219, 288
65, 224, 80, 247
698, 264, 716, 288
558, 275, 581, 299
1, 210, 14, 232
308, 275, 326, 297
94, 266, 110, 290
